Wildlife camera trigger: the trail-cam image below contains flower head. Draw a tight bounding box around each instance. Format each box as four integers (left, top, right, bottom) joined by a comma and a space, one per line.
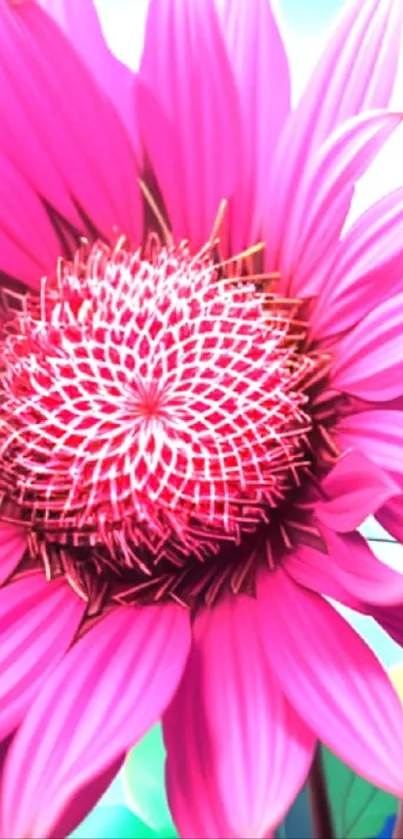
0, 230, 329, 609
0, 0, 403, 837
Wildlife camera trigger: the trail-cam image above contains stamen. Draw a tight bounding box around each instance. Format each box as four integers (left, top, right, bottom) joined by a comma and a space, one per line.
138, 178, 173, 246
209, 198, 228, 245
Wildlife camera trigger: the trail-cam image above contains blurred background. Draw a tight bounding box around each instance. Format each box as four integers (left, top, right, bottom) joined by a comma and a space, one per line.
68, 1, 403, 836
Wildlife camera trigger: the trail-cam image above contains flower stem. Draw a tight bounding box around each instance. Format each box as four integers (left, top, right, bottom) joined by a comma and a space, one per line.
393, 802, 403, 839
307, 745, 335, 839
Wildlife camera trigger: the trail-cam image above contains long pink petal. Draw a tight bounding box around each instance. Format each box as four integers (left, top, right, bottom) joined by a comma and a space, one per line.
215, 0, 290, 246
332, 292, 403, 401
163, 597, 315, 839
313, 186, 403, 339
370, 602, 403, 647
0, 153, 61, 289
276, 111, 402, 297
0, 1, 141, 243
258, 569, 403, 794
38, 0, 137, 144
0, 525, 27, 585
0, 571, 84, 741
337, 410, 403, 486
134, 79, 188, 239
285, 543, 361, 609
265, 0, 403, 286
286, 529, 403, 606
377, 494, 403, 542
139, 0, 243, 247
0, 603, 190, 839
315, 449, 399, 531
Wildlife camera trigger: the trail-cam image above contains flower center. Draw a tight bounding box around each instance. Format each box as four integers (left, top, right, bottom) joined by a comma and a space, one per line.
0, 236, 330, 613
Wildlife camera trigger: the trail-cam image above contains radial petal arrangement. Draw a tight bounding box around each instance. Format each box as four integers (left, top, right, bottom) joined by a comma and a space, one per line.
0, 0, 403, 837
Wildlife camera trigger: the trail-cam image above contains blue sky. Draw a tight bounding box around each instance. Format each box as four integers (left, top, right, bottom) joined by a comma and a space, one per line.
280, 0, 344, 32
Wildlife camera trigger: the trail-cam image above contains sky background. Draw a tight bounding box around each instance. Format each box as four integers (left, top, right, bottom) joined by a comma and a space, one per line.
71, 0, 403, 833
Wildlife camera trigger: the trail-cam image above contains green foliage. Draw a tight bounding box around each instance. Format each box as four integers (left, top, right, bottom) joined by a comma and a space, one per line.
321, 746, 398, 839
123, 724, 178, 838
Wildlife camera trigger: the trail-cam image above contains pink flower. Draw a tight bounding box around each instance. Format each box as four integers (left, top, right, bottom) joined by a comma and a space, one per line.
0, 0, 403, 836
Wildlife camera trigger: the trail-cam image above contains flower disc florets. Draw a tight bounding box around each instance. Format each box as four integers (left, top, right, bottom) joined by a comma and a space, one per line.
0, 236, 326, 610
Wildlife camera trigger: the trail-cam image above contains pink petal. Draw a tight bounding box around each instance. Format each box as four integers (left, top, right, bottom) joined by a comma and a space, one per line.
139, 0, 243, 247
337, 410, 403, 480
286, 529, 403, 606
313, 186, 403, 339
0, 1, 141, 243
285, 543, 362, 609
370, 602, 403, 647
0, 603, 190, 839
258, 568, 403, 794
276, 111, 402, 297
377, 494, 403, 542
163, 597, 315, 839
134, 79, 187, 239
315, 449, 399, 531
332, 292, 403, 401
215, 0, 290, 246
265, 0, 403, 287
0, 153, 61, 289
383, 396, 403, 412
0, 525, 27, 585
0, 571, 84, 741
38, 0, 137, 144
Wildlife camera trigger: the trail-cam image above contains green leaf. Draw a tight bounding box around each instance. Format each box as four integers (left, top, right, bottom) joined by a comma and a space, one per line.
123, 723, 178, 837
321, 746, 398, 838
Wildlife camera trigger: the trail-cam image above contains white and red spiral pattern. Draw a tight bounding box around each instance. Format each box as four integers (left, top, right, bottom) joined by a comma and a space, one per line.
0, 238, 312, 568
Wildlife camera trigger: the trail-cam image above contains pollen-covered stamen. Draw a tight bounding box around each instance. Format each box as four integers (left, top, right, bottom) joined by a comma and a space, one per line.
0, 236, 316, 578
